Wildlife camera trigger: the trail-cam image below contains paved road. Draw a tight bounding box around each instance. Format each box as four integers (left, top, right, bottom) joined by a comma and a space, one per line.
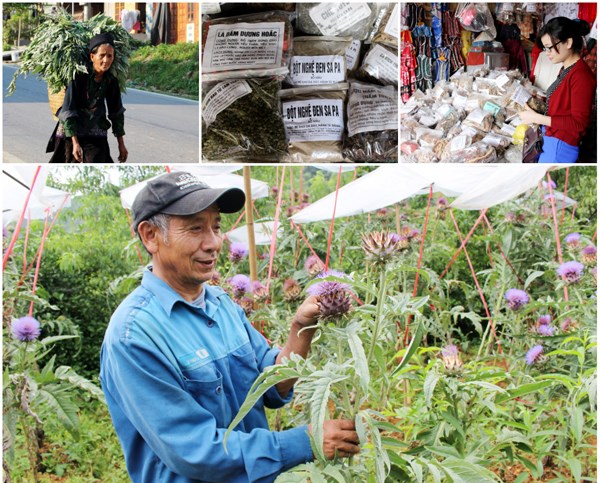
3, 63, 199, 163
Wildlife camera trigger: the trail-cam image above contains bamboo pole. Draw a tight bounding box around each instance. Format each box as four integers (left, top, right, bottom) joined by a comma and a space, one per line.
243, 167, 258, 282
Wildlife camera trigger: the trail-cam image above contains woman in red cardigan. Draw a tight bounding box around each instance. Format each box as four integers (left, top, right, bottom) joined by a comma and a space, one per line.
519, 17, 595, 163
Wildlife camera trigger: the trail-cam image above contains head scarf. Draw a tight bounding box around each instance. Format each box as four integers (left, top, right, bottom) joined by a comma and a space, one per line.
89, 33, 115, 52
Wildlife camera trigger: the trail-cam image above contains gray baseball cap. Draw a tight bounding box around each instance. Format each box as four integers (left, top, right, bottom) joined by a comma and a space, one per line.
132, 172, 245, 232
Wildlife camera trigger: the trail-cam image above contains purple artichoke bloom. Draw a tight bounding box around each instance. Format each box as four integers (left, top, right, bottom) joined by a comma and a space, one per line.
11, 316, 41, 342
229, 242, 249, 263
304, 255, 325, 276
307, 270, 351, 297
525, 345, 544, 365
557, 261, 584, 284
537, 324, 555, 336
441, 344, 459, 358
441, 344, 463, 372
542, 180, 557, 190
582, 245, 597, 266
228, 274, 252, 297
504, 289, 529, 311
560, 317, 575, 331
537, 315, 551, 326
564, 233, 581, 247
437, 197, 448, 206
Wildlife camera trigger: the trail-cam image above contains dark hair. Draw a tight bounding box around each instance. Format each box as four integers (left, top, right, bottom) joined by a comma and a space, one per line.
91, 43, 115, 55
536, 17, 591, 53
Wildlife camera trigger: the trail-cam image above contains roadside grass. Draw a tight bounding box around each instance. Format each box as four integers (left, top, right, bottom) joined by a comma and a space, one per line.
9, 400, 129, 482
128, 42, 198, 100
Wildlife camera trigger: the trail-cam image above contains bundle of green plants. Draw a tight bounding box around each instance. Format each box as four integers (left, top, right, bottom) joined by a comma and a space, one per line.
8, 8, 132, 95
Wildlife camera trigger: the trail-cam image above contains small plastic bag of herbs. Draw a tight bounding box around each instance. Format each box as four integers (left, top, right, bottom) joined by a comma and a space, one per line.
287, 36, 352, 87
356, 43, 399, 86
343, 81, 398, 162
372, 3, 399, 48
201, 10, 293, 81
296, 3, 380, 40
202, 76, 288, 162
279, 82, 349, 163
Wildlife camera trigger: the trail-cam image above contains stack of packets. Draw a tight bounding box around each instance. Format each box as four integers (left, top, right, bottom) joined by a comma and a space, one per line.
400, 67, 546, 163
201, 2, 399, 163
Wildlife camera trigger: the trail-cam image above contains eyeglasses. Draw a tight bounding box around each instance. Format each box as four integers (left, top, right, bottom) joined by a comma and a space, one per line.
543, 40, 563, 52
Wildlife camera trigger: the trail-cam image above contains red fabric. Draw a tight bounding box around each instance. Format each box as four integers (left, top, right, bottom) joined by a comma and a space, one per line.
546, 59, 596, 146
530, 44, 542, 83
578, 3, 597, 25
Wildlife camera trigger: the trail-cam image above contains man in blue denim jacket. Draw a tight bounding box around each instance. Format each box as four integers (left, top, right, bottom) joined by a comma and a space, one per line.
100, 172, 359, 482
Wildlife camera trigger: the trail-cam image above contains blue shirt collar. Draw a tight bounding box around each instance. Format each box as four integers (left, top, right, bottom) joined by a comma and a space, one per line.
141, 269, 227, 318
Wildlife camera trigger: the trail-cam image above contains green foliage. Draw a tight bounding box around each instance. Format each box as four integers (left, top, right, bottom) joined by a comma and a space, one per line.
3, 166, 596, 481
128, 42, 199, 99
2, 3, 42, 47
8, 8, 132, 95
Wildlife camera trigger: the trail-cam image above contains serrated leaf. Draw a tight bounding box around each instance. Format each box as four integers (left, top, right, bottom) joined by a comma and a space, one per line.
34, 386, 80, 439
346, 323, 370, 393
310, 378, 334, 462
442, 457, 500, 482
224, 364, 301, 451
495, 381, 553, 403
54, 366, 105, 402
524, 270, 545, 290
423, 370, 440, 407
440, 411, 465, 439
392, 321, 425, 377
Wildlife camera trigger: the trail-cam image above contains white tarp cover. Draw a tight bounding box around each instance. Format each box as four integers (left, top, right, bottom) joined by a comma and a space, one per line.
450, 165, 550, 210
120, 169, 269, 210
3, 166, 72, 224
290, 166, 429, 224
291, 165, 558, 223
226, 220, 283, 246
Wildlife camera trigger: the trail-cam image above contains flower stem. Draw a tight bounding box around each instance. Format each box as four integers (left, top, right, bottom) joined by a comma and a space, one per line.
477, 282, 505, 360
367, 266, 388, 366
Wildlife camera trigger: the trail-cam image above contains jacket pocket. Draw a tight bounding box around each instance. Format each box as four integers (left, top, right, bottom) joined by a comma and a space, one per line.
182, 365, 230, 427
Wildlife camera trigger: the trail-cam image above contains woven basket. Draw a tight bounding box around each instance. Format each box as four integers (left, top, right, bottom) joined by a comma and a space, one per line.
48, 88, 66, 121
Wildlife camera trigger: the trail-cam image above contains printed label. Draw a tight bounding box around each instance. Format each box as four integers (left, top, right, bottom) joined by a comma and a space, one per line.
309, 3, 372, 36
282, 99, 344, 142
347, 84, 397, 136
202, 22, 285, 72
466, 108, 488, 124
483, 101, 502, 116
495, 73, 510, 88
362, 45, 399, 85
202, 80, 252, 126
346, 40, 362, 71
383, 4, 399, 39
510, 85, 532, 106
290, 55, 345, 86
501, 123, 517, 135
449, 134, 470, 152
452, 94, 468, 109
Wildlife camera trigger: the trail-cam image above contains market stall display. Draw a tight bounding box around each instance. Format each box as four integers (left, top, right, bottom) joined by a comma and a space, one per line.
400, 2, 598, 163
201, 2, 399, 163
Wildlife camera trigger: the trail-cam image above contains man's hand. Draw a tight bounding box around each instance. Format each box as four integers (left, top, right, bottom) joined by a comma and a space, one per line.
293, 295, 320, 328
310, 419, 360, 459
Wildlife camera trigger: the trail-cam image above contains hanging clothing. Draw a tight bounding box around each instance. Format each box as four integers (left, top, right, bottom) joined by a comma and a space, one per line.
401, 31, 418, 102
578, 3, 597, 26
